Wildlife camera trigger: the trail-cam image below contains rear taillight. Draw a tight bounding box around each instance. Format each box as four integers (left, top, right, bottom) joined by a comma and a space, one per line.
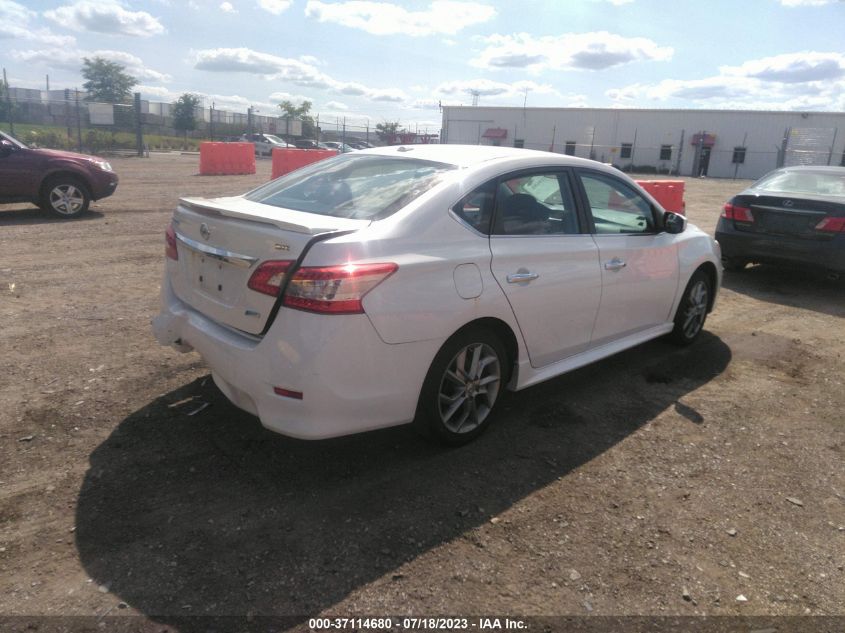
247, 260, 398, 314
284, 262, 398, 314
722, 202, 754, 223
815, 216, 845, 233
247, 260, 293, 296
165, 224, 178, 260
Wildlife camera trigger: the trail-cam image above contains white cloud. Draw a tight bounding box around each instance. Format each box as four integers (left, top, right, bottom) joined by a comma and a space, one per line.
257, 0, 291, 14
473, 31, 673, 72
324, 100, 349, 110
44, 1, 165, 37
778, 0, 835, 5
0, 0, 76, 46
13, 48, 172, 83
606, 51, 845, 111
220, 1, 237, 13
0, 0, 33, 22
193, 47, 408, 102
721, 51, 845, 83
435, 78, 560, 98
304, 0, 496, 36
269, 91, 314, 104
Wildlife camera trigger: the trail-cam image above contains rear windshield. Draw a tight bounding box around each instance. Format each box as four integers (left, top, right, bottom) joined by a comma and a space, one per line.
244, 154, 456, 220
753, 170, 845, 197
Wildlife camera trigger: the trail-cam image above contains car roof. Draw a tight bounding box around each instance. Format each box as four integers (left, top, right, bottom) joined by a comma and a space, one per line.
358, 144, 604, 169
775, 165, 845, 174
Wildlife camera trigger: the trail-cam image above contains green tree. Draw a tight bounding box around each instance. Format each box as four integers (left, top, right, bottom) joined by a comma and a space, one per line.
375, 120, 401, 143
172, 93, 201, 147
81, 57, 137, 103
278, 99, 316, 139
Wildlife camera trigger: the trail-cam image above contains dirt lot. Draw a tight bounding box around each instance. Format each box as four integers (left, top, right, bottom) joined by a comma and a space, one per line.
1, 154, 843, 629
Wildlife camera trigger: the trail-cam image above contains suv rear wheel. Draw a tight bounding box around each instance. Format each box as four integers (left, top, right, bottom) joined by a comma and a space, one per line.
40, 176, 91, 219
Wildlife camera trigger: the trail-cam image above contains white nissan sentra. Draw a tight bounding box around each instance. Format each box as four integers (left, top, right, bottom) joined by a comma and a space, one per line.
153, 145, 721, 444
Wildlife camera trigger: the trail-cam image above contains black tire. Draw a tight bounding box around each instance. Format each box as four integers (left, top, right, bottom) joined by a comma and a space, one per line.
722, 256, 748, 272
40, 175, 91, 218
669, 269, 712, 346
415, 328, 508, 446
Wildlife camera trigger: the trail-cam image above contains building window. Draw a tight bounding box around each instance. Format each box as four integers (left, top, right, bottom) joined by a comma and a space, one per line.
659, 145, 672, 161
513, 139, 524, 148
732, 147, 746, 164
620, 143, 633, 159
564, 141, 576, 156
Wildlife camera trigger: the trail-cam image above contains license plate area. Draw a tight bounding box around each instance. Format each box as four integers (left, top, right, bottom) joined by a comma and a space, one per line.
186, 250, 244, 305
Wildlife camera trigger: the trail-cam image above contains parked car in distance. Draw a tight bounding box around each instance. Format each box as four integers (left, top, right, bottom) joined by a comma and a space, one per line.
321, 141, 357, 153
239, 133, 294, 156
153, 145, 721, 445
0, 130, 118, 218
716, 165, 845, 276
293, 139, 320, 150
346, 140, 374, 150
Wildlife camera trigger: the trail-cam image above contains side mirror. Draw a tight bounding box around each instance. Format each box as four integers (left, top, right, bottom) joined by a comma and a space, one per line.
0, 140, 14, 158
664, 211, 686, 234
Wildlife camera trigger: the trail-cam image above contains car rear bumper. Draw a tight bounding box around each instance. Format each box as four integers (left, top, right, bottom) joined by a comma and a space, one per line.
716, 219, 845, 273
152, 275, 441, 439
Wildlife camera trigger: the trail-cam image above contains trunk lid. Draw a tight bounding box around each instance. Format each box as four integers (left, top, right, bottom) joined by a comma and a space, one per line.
170, 196, 368, 335
733, 194, 844, 240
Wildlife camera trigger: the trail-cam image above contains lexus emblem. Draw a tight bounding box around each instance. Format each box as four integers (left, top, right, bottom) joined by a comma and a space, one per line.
199, 223, 211, 240
782, 199, 794, 208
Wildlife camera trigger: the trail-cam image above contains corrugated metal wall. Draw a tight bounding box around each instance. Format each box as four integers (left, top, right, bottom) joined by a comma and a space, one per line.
441, 107, 845, 179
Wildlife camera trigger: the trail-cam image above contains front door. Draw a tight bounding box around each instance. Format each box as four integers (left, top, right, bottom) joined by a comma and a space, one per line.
488, 169, 602, 367
575, 169, 679, 347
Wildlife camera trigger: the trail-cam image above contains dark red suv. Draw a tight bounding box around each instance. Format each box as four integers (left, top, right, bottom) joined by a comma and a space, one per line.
0, 130, 119, 219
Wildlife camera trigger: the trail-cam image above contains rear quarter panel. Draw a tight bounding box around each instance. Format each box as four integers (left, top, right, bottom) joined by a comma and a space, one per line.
302, 181, 522, 347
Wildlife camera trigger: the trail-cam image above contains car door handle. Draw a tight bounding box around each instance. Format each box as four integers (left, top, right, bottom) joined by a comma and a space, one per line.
507, 271, 540, 283
604, 258, 627, 272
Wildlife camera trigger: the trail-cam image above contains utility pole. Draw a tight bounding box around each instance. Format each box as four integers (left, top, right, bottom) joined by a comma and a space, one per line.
134, 92, 143, 157
247, 106, 254, 136
341, 116, 346, 147
209, 102, 214, 141
46, 74, 50, 91
74, 88, 82, 152
4, 68, 15, 135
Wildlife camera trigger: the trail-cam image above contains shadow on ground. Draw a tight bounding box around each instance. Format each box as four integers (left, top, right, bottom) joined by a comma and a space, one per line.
722, 264, 844, 318
75, 332, 730, 628
0, 206, 105, 225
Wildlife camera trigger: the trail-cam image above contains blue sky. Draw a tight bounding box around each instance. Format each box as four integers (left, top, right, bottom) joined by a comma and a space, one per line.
3, 0, 844, 130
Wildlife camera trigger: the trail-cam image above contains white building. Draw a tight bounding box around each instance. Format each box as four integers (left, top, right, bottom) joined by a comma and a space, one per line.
440, 106, 845, 179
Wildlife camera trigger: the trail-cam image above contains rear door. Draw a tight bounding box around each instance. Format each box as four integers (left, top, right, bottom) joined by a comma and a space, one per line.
575, 169, 679, 347
169, 196, 367, 335
487, 168, 602, 367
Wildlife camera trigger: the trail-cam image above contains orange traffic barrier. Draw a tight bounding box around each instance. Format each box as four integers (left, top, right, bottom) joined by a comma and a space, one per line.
636, 179, 685, 214
199, 142, 256, 175
272, 148, 339, 179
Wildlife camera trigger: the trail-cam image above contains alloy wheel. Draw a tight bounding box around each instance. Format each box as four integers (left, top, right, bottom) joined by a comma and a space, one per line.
437, 342, 501, 434
49, 184, 85, 215
682, 280, 709, 339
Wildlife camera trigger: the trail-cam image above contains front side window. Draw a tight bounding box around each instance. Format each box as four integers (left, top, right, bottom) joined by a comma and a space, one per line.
492, 172, 579, 235
245, 154, 456, 220
579, 172, 656, 234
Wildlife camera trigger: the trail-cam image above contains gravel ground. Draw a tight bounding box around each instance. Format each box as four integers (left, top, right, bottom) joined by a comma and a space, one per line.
0, 154, 843, 631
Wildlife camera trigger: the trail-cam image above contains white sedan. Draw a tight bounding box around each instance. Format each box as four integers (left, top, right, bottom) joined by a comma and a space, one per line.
153, 145, 721, 444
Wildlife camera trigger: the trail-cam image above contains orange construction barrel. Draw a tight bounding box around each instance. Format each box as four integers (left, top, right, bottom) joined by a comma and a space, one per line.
272, 148, 339, 179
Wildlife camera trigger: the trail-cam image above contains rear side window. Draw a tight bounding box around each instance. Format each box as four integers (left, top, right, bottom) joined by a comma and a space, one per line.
245, 154, 456, 220
452, 180, 495, 234
493, 172, 579, 235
